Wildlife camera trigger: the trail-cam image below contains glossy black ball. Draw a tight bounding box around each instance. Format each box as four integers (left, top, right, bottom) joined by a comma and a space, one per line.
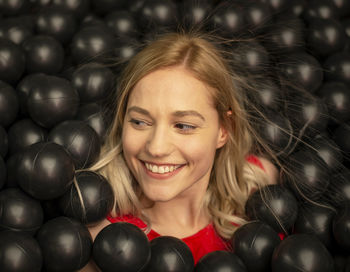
59, 171, 114, 224
0, 38, 25, 84
71, 62, 114, 103
279, 52, 323, 93
71, 26, 114, 64
5, 153, 20, 188
15, 73, 46, 116
0, 188, 43, 235
231, 221, 281, 272
0, 17, 33, 45
35, 6, 77, 45
37, 216, 92, 272
272, 234, 334, 272
17, 141, 75, 200
0, 125, 8, 158
0, 80, 19, 127
195, 251, 247, 272
90, 0, 126, 15
137, 0, 178, 33
244, 1, 272, 34
76, 103, 108, 141
245, 184, 298, 233
282, 150, 330, 200
0, 231, 43, 272
52, 0, 90, 19
307, 18, 346, 58
303, 0, 339, 22
328, 168, 350, 207
303, 135, 343, 172
27, 75, 79, 128
256, 110, 293, 155
148, 236, 194, 272
22, 35, 64, 74
7, 118, 47, 156
93, 222, 151, 272
0, 0, 31, 16
105, 10, 138, 38
316, 81, 350, 123
324, 52, 350, 86
249, 80, 284, 112
0, 156, 5, 189
48, 120, 100, 169
284, 92, 329, 139
294, 204, 335, 249
333, 205, 350, 252
332, 122, 350, 153
179, 0, 213, 29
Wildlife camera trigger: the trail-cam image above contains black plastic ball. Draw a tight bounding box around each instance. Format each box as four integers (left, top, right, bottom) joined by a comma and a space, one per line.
294, 203, 336, 249
333, 205, 350, 252
104, 10, 138, 38
279, 52, 323, 93
284, 92, 329, 139
7, 118, 47, 156
71, 62, 114, 103
35, 6, 77, 45
76, 103, 108, 141
90, 0, 126, 15
316, 81, 350, 123
93, 222, 151, 272
231, 221, 281, 272
0, 156, 5, 189
5, 153, 19, 188
331, 0, 350, 18
271, 234, 334, 272
0, 188, 43, 235
0, 80, 19, 127
332, 121, 350, 153
303, 134, 343, 172
0, 17, 33, 45
244, 1, 272, 34
307, 18, 346, 58
26, 75, 80, 128
36, 216, 93, 272
22, 35, 64, 75
48, 120, 100, 169
323, 51, 350, 86
16, 73, 46, 116
17, 141, 75, 200
70, 26, 114, 64
137, 0, 178, 33
0, 0, 31, 16
59, 171, 114, 224
148, 236, 194, 272
179, 0, 213, 29
52, 0, 90, 19
245, 184, 298, 233
209, 2, 245, 38
303, 0, 339, 22
195, 251, 247, 272
256, 110, 293, 155
0, 230, 43, 272
328, 168, 350, 207
113, 37, 140, 71
0, 38, 25, 84
249, 80, 284, 112
0, 124, 8, 157
282, 150, 330, 200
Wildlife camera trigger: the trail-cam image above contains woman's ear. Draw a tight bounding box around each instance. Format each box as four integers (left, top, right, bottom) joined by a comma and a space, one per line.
216, 125, 229, 149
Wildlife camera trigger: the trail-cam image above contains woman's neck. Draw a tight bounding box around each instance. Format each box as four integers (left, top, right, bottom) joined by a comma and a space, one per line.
141, 191, 211, 239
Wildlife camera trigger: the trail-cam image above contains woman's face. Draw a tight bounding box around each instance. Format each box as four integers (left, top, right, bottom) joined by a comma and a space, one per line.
122, 67, 228, 202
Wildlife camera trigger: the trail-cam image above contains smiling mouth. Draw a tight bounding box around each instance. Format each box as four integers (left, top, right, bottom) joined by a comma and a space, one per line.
141, 161, 185, 174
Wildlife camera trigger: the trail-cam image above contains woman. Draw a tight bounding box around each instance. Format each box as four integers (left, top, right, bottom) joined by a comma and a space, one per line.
81, 31, 278, 271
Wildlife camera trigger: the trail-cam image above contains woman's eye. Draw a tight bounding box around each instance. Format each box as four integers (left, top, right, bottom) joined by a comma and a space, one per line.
129, 119, 148, 127
175, 123, 196, 131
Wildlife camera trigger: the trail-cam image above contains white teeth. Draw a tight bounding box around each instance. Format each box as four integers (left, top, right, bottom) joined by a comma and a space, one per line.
144, 162, 182, 174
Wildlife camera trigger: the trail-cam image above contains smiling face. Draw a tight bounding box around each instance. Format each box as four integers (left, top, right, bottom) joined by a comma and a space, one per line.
122, 66, 228, 203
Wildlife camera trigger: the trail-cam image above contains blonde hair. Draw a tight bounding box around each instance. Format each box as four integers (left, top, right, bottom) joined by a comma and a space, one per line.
90, 31, 272, 239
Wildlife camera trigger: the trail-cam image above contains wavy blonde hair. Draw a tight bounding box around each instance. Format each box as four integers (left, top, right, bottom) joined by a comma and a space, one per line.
90, 31, 272, 239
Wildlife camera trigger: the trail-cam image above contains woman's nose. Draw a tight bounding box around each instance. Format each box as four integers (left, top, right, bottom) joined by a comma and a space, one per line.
145, 124, 172, 157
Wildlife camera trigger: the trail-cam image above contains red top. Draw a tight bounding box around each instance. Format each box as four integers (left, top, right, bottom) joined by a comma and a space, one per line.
106, 155, 270, 264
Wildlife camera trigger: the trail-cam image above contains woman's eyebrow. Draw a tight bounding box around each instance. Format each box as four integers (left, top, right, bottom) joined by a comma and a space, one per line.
127, 106, 206, 121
